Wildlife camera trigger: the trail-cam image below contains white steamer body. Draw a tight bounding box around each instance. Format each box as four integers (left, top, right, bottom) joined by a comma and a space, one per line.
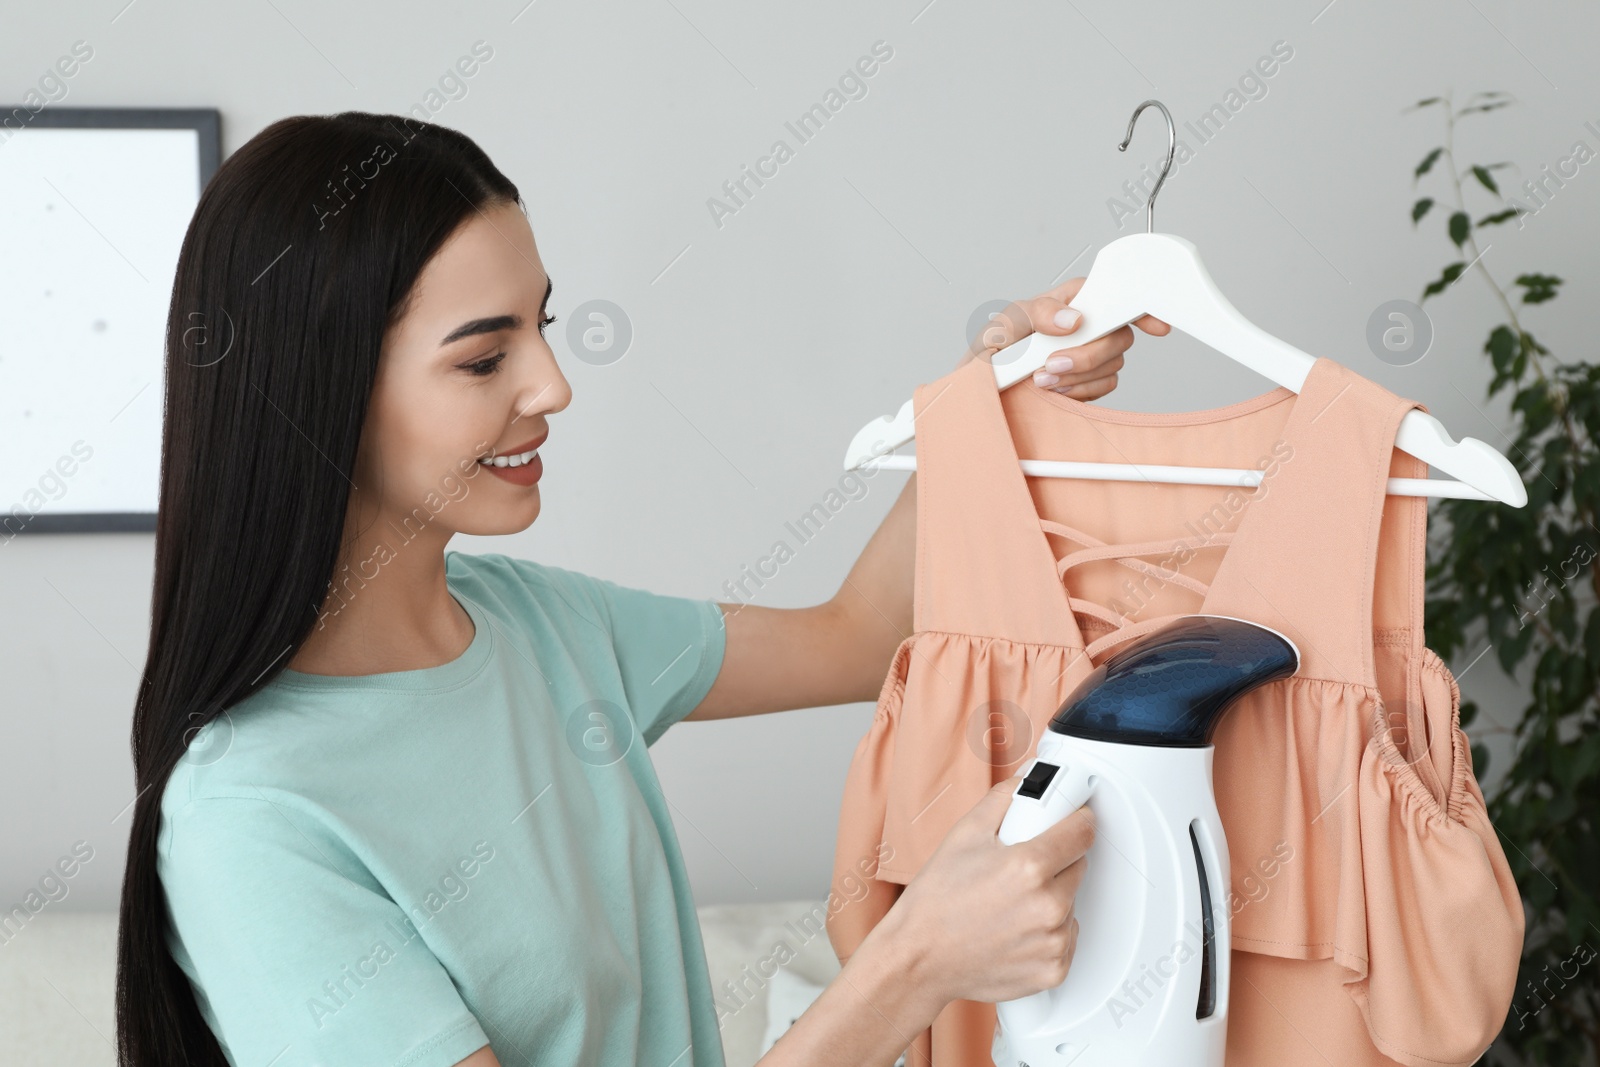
986, 615, 1300, 1067
992, 733, 1230, 1067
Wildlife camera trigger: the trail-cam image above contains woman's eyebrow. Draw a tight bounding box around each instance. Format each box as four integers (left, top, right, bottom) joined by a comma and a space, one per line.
440, 314, 520, 346
437, 277, 554, 348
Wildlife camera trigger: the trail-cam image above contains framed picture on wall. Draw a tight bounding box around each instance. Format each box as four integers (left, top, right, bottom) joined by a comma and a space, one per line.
0, 105, 220, 535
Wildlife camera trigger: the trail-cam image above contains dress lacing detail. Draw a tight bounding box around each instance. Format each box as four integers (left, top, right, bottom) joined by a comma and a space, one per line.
1040, 517, 1239, 660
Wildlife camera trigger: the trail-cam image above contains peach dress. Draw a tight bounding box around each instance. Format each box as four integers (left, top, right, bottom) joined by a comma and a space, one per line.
826, 354, 1524, 1066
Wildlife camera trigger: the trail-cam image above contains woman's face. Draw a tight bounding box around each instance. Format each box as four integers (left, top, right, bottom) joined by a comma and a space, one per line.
351, 199, 570, 543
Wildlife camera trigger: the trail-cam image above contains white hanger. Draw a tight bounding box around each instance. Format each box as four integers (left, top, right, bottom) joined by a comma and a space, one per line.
842, 100, 1526, 507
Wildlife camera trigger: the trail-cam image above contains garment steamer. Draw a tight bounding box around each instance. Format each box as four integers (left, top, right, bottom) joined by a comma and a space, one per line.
991, 614, 1300, 1067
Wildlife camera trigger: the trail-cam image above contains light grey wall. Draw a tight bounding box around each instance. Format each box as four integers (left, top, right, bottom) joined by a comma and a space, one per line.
3, 0, 1596, 912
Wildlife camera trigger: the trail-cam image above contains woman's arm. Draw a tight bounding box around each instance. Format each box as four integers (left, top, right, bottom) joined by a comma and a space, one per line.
755, 774, 1095, 1065
749, 893, 946, 1066
687, 278, 1169, 722
684, 473, 919, 721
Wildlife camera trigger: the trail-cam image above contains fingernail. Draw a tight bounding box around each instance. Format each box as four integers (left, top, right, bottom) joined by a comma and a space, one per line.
1054, 308, 1080, 329
1035, 372, 1061, 387
1045, 354, 1074, 374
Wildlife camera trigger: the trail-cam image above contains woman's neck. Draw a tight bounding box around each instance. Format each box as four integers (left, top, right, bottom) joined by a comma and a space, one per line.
287, 528, 473, 677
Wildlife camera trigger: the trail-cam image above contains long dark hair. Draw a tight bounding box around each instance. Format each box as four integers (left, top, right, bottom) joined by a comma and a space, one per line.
115, 112, 520, 1066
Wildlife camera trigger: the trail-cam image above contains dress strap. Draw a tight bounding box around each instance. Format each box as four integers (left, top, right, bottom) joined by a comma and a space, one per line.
1083, 613, 1198, 660
1041, 519, 1226, 597
1067, 595, 1135, 632
909, 358, 1083, 647
1201, 359, 1427, 688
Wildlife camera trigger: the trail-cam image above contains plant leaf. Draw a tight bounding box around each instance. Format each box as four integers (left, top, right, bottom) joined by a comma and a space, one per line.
1422, 262, 1467, 300
1515, 273, 1564, 304
1470, 742, 1490, 777
1486, 325, 1519, 376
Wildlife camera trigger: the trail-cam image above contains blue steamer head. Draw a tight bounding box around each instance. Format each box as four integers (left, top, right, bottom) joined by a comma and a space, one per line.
1049, 615, 1300, 747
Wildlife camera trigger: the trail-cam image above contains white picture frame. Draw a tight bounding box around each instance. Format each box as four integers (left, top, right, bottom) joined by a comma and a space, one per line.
1, 106, 219, 534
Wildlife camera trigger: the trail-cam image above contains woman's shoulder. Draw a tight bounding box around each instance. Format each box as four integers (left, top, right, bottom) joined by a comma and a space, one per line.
443, 549, 723, 697
448, 556, 598, 614
157, 707, 327, 830
444, 550, 612, 634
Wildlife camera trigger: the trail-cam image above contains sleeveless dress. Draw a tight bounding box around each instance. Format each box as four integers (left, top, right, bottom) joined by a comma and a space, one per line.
825, 354, 1524, 1067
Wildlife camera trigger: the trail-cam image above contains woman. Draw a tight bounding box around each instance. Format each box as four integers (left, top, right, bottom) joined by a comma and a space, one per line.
115, 112, 1165, 1067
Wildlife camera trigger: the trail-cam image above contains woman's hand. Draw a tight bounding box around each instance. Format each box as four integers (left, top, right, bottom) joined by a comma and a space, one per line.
878, 773, 1096, 1006
963, 276, 1171, 399
749, 775, 1093, 1067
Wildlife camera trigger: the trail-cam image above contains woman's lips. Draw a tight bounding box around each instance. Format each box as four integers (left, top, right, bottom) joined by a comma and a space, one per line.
488, 434, 544, 457
479, 433, 547, 487
484, 451, 542, 486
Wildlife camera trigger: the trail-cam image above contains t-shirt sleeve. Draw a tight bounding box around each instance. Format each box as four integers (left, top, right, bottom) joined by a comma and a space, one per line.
580, 571, 728, 746
475, 552, 729, 746
158, 793, 491, 1067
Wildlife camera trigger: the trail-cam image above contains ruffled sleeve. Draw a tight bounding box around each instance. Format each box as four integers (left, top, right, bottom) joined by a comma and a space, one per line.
825, 631, 1087, 969
1347, 648, 1525, 1066
825, 636, 913, 966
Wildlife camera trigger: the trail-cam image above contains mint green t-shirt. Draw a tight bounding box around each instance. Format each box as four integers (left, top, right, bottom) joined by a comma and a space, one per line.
157, 551, 729, 1067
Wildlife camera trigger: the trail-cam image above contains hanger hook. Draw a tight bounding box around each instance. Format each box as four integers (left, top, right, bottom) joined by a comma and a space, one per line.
1118, 99, 1175, 234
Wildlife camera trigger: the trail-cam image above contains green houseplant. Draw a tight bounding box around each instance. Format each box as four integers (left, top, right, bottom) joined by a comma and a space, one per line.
1410, 90, 1600, 1066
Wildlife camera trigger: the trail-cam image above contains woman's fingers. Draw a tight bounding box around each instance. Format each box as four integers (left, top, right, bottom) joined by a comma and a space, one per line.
1036, 341, 1126, 399
963, 277, 1169, 398
963, 294, 1080, 366
1134, 313, 1172, 336
1041, 275, 1088, 309
1043, 276, 1172, 339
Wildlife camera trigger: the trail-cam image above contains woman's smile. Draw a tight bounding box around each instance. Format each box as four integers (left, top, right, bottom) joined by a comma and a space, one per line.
479, 431, 547, 486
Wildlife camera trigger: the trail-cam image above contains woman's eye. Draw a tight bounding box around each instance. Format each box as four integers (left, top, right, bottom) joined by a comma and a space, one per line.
464, 352, 507, 377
